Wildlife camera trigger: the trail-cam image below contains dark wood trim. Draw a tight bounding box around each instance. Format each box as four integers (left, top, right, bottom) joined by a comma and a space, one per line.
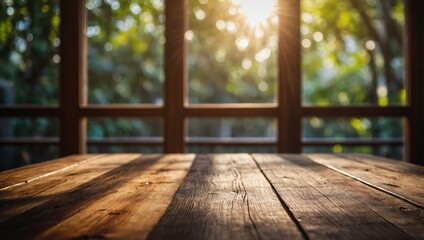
303, 138, 403, 146
0, 106, 408, 119
0, 106, 60, 117
60, 0, 86, 155
404, 0, 424, 165
87, 137, 163, 145
0, 137, 402, 147
0, 137, 59, 144
186, 103, 277, 108
186, 137, 277, 146
278, 0, 302, 153
80, 105, 164, 117
301, 106, 409, 117
164, 0, 186, 153
184, 104, 277, 117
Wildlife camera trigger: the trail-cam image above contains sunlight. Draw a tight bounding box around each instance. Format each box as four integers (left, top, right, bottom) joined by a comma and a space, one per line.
236, 0, 276, 27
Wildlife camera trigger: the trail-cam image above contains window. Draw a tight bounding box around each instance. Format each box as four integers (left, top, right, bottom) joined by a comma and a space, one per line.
301, 0, 407, 158
0, 0, 61, 170
1, 0, 423, 170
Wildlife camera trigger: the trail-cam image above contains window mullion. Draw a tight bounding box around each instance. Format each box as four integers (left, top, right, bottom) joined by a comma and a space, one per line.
60, 0, 87, 155
164, 0, 186, 153
404, 0, 424, 164
278, 0, 302, 153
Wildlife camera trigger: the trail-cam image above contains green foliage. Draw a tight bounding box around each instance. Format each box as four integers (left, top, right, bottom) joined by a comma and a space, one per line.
302, 0, 405, 106
86, 0, 164, 104
0, 0, 60, 105
88, 145, 162, 153
189, 118, 275, 138
87, 118, 162, 138
0, 0, 60, 168
188, 0, 277, 103
301, 0, 405, 159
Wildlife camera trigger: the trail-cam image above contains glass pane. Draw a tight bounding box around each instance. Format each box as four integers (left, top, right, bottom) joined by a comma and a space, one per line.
87, 118, 163, 138
0, 118, 59, 137
0, 145, 59, 171
187, 145, 276, 153
0, 0, 60, 105
86, 0, 164, 104
188, 0, 278, 103
302, 0, 405, 106
88, 145, 162, 153
0, 117, 59, 171
302, 117, 403, 139
188, 118, 276, 138
302, 117, 403, 160
303, 145, 403, 161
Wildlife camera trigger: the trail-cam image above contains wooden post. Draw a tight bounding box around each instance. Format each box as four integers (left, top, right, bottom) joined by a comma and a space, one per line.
60, 0, 86, 156
405, 0, 424, 165
277, 0, 302, 153
164, 0, 186, 153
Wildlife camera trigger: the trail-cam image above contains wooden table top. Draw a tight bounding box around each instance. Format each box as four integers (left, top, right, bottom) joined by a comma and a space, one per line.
0, 154, 423, 239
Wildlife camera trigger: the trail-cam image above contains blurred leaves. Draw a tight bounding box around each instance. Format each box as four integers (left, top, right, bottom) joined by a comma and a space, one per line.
302, 0, 405, 106
86, 0, 164, 104
188, 0, 278, 103
0, 0, 60, 105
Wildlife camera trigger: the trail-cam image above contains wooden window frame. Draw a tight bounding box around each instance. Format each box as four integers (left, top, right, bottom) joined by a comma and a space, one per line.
0, 0, 423, 165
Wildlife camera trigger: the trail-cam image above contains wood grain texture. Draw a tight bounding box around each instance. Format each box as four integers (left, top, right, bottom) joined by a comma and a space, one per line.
307, 154, 424, 208
0, 154, 140, 224
253, 154, 414, 240
339, 154, 424, 178
276, 154, 424, 239
1, 153, 423, 240
0, 154, 145, 239
148, 154, 303, 240
0, 154, 101, 189
36, 154, 195, 240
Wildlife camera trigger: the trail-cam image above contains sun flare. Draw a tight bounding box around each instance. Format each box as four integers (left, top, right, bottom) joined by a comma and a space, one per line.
236, 0, 276, 27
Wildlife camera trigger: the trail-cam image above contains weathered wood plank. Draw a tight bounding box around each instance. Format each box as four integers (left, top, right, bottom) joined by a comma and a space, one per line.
0, 154, 141, 224
253, 154, 414, 240
0, 154, 101, 189
338, 154, 424, 180
0, 154, 168, 239
307, 154, 424, 208
36, 154, 195, 240
148, 154, 303, 240
276, 154, 424, 239
2, 153, 423, 239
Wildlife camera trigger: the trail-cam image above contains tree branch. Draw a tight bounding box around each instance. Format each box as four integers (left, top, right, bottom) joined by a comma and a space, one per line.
348, 0, 401, 99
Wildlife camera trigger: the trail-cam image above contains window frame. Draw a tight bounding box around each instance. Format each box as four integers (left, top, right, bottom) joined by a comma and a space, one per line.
0, 0, 422, 164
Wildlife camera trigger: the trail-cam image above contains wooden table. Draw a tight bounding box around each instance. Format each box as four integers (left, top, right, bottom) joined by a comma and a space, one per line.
0, 154, 423, 239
